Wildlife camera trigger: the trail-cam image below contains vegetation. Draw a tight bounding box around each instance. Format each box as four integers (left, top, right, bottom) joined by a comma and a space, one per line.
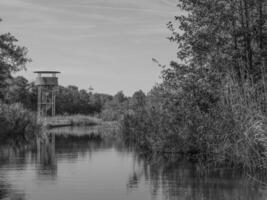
0, 18, 30, 100
2, 75, 129, 118
48, 122, 121, 139
100, 91, 129, 121
0, 18, 39, 144
42, 115, 103, 128
121, 0, 267, 169
0, 103, 40, 144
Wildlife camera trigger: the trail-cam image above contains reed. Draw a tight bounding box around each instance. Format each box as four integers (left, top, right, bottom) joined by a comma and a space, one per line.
220, 77, 267, 169
121, 74, 267, 169
42, 114, 103, 128
48, 121, 121, 139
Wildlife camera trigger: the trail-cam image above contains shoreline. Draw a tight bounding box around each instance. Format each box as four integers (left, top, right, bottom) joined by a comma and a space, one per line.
41, 115, 103, 128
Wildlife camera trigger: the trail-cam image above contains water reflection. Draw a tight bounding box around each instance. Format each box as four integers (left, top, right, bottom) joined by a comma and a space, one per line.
127, 153, 267, 200
48, 124, 119, 138
0, 146, 27, 200
36, 136, 57, 179
0, 180, 25, 200
0, 127, 266, 200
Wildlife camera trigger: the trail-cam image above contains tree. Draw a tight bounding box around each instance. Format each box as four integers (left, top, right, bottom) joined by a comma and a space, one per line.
130, 90, 146, 111
113, 91, 127, 104
0, 18, 31, 99
4, 76, 30, 105
167, 0, 267, 83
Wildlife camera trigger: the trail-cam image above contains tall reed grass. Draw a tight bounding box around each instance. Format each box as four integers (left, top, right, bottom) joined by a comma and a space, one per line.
121, 75, 267, 170
220, 77, 267, 169
42, 114, 103, 128
48, 121, 121, 139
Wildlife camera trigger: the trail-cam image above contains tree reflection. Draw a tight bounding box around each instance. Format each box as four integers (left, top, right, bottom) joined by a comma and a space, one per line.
1, 131, 267, 200
36, 134, 57, 179
126, 152, 267, 200
0, 145, 28, 200
0, 176, 26, 200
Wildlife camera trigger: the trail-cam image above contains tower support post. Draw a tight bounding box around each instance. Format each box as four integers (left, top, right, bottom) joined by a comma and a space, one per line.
37, 86, 42, 120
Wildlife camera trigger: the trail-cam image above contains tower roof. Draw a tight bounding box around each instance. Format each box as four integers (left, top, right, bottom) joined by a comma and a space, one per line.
34, 71, 61, 74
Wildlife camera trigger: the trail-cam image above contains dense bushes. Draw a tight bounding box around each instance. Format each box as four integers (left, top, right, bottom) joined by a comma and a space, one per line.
122, 79, 267, 168
0, 103, 40, 144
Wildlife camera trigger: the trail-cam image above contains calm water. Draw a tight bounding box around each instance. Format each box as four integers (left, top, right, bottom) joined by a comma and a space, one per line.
0, 127, 267, 200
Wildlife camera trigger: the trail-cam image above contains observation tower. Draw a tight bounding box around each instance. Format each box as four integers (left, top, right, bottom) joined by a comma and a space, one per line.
34, 71, 60, 118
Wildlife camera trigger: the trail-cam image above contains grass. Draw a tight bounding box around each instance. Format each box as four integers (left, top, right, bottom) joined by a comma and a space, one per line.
42, 115, 103, 128
219, 79, 267, 169
48, 121, 121, 140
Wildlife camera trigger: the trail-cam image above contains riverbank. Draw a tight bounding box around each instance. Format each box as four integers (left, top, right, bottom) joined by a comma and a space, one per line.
47, 121, 121, 140
42, 115, 121, 140
121, 107, 267, 170
41, 115, 103, 128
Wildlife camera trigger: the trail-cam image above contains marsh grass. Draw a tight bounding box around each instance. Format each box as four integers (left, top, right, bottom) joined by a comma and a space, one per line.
191, 78, 267, 170
220, 78, 267, 170
42, 115, 103, 128
48, 121, 121, 140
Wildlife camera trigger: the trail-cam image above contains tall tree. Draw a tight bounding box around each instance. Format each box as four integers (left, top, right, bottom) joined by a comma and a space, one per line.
168, 0, 267, 83
0, 18, 31, 99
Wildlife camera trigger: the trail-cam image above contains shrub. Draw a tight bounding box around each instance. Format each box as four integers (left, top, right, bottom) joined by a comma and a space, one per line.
0, 103, 39, 143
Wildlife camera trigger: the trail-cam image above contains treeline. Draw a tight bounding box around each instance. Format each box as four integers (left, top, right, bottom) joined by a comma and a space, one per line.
1, 76, 127, 116
1, 72, 144, 120
121, 0, 267, 169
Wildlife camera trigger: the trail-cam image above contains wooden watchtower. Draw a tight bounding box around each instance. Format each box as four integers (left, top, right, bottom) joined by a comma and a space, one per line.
34, 71, 60, 118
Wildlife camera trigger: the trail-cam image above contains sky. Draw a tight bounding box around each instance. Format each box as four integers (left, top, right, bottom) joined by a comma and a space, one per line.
0, 0, 179, 96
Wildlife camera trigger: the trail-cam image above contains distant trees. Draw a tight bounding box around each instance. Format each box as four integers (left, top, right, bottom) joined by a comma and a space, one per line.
2, 75, 133, 117
53, 86, 112, 115
100, 91, 129, 120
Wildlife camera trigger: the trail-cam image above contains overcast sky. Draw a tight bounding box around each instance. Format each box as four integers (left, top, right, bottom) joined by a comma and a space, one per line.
0, 0, 179, 95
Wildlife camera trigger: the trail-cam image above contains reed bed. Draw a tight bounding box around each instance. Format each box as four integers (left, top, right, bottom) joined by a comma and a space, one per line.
220, 78, 267, 169
121, 75, 267, 170
47, 121, 121, 139
42, 115, 103, 128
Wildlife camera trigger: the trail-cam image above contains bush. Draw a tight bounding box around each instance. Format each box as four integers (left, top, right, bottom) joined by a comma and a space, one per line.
0, 103, 39, 143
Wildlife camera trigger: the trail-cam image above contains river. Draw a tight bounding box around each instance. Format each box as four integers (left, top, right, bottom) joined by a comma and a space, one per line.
0, 127, 266, 200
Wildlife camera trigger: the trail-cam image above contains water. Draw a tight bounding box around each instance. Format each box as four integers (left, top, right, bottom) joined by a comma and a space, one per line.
0, 127, 267, 200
